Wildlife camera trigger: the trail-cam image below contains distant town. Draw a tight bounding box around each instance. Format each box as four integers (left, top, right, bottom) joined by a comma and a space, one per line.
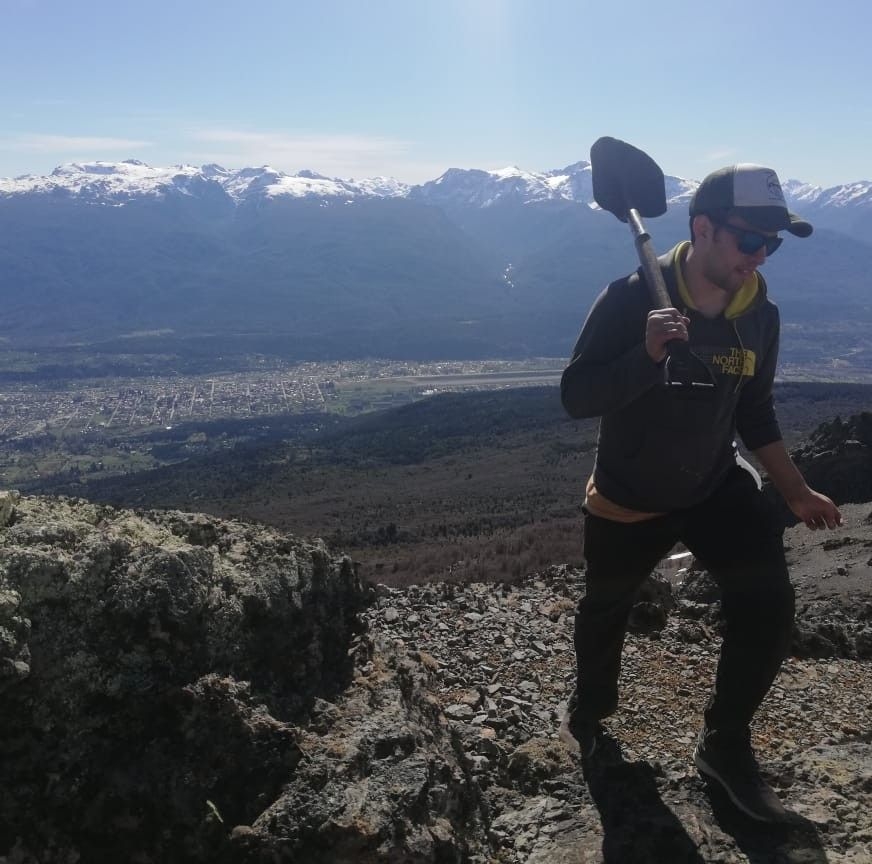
0, 358, 564, 441
2, 344, 872, 445
0, 349, 869, 492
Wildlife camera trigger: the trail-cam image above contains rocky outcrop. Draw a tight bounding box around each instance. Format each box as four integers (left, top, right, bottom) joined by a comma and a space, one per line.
791, 412, 872, 500
766, 411, 872, 525
0, 494, 368, 863
1, 494, 871, 863
673, 559, 872, 661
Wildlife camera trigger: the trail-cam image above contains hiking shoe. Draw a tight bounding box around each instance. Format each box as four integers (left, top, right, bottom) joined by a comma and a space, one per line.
694, 728, 788, 822
558, 692, 602, 759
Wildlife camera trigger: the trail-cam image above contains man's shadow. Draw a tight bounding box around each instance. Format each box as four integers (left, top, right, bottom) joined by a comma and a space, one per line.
582, 733, 829, 864
700, 779, 830, 864
582, 733, 706, 863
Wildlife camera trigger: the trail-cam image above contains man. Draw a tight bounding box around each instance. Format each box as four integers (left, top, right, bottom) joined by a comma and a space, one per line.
559, 163, 842, 822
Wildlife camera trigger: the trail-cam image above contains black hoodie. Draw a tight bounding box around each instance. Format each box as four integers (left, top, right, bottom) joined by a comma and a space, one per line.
561, 242, 782, 512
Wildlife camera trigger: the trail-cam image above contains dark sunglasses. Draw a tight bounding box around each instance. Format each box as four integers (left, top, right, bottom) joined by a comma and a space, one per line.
715, 221, 783, 256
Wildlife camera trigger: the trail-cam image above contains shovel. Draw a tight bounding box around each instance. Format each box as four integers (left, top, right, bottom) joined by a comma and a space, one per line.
590, 136, 715, 391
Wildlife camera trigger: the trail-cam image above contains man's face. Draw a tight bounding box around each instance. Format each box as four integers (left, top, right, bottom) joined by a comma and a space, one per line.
698, 215, 777, 295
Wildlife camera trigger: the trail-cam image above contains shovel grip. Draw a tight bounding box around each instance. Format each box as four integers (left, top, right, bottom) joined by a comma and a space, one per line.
624, 207, 714, 389
627, 209, 672, 309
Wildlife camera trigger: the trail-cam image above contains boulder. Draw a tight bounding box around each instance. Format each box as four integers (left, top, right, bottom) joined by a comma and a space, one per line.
0, 496, 369, 863
627, 572, 675, 635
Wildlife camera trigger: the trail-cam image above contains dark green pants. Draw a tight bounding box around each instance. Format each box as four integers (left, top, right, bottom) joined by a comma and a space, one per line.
575, 466, 795, 736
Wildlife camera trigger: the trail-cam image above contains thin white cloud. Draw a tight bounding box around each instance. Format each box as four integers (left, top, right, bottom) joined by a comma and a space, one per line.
0, 134, 153, 153
702, 149, 737, 164
696, 147, 738, 171
184, 128, 445, 183
0, 129, 473, 184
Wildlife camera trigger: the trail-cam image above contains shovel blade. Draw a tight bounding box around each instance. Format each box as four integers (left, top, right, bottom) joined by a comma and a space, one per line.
591, 136, 668, 222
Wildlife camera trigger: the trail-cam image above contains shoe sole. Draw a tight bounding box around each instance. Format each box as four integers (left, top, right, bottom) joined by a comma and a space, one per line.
694, 748, 786, 823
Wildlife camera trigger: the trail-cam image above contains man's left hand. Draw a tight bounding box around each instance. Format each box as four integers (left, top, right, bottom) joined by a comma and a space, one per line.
787, 489, 843, 530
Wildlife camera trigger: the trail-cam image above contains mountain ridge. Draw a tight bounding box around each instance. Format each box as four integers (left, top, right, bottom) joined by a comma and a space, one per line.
2, 155, 870, 361
4, 157, 871, 214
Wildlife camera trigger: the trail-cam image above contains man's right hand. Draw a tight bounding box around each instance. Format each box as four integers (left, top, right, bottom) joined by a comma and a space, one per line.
646, 307, 689, 363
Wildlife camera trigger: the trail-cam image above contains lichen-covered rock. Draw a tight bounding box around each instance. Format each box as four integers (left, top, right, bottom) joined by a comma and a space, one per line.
0, 496, 369, 863
506, 737, 576, 793
225, 634, 487, 863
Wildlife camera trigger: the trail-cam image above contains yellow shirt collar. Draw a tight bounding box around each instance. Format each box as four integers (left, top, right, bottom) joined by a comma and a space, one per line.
673, 240, 759, 319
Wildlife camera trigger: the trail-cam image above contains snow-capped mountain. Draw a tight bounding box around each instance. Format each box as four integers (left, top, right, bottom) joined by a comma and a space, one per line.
2, 158, 871, 216
410, 162, 595, 208
782, 177, 872, 209
1, 159, 599, 207
0, 160, 410, 204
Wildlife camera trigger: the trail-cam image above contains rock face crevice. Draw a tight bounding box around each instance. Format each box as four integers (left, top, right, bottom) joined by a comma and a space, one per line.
233, 635, 487, 864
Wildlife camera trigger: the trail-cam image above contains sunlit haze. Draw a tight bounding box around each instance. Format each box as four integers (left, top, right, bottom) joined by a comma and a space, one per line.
2, 0, 870, 187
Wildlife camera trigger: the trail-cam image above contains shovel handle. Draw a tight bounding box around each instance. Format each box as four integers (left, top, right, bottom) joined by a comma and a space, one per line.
627, 209, 672, 309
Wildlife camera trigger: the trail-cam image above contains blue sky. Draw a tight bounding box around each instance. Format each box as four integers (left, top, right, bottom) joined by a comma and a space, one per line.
3, 0, 870, 187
